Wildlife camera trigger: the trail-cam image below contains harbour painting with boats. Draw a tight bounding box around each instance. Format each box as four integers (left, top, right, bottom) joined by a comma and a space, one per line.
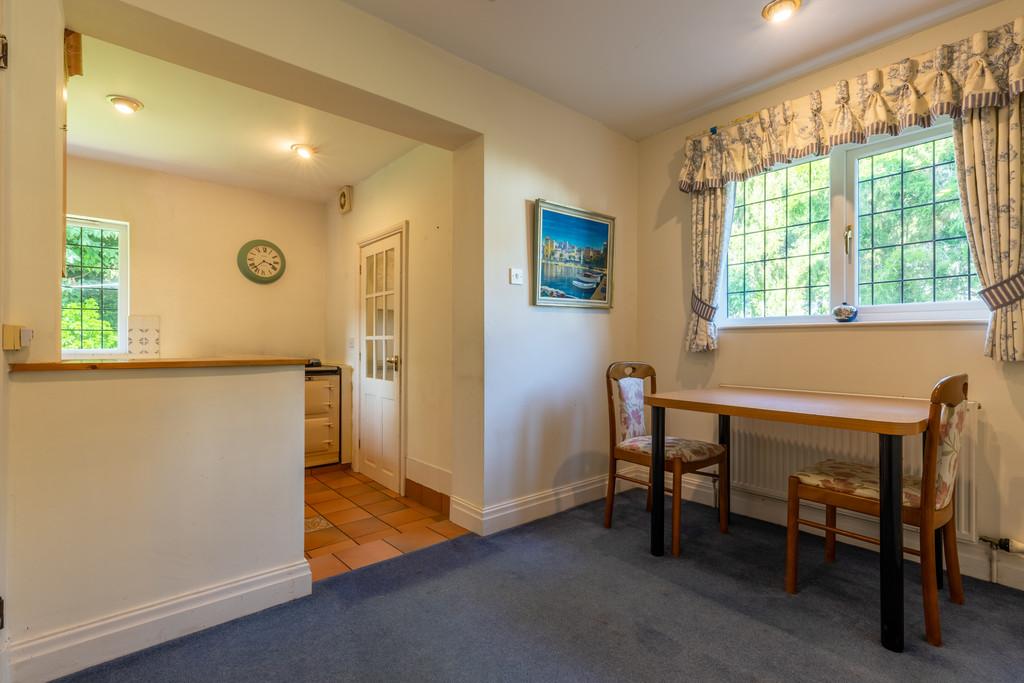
533, 199, 614, 309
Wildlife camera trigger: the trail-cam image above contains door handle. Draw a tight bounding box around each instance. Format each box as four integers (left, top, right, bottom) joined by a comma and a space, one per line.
386, 355, 400, 369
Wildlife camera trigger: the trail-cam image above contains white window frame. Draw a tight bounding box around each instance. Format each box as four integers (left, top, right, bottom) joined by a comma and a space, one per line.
717, 123, 988, 328
62, 214, 131, 358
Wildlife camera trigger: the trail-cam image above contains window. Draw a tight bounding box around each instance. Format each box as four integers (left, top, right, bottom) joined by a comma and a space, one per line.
853, 136, 980, 307
720, 125, 986, 325
62, 215, 129, 355
726, 157, 832, 318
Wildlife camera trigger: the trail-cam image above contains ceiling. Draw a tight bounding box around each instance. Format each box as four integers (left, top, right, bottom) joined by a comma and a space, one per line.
344, 0, 996, 139
68, 37, 421, 203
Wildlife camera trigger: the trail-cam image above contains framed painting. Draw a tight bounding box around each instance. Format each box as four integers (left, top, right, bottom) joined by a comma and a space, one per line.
533, 199, 614, 309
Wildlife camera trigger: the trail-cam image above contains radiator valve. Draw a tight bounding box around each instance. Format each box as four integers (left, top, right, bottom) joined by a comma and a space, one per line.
979, 535, 1024, 553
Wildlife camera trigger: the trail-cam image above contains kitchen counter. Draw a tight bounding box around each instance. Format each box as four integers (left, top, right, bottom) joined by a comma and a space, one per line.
8, 356, 307, 372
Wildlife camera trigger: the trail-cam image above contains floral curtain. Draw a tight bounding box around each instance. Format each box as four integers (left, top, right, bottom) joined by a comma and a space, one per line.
677, 16, 1024, 359
678, 17, 1023, 192
686, 186, 732, 352
954, 29, 1024, 359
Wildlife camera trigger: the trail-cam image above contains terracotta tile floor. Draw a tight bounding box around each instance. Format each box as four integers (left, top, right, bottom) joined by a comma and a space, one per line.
304, 464, 469, 581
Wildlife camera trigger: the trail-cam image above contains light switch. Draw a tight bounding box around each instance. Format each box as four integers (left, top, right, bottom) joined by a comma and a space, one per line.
509, 268, 525, 285
2, 325, 32, 351
347, 337, 355, 350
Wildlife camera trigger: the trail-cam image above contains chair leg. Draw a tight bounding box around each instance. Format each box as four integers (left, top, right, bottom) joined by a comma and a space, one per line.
934, 527, 944, 591
943, 521, 965, 605
920, 526, 943, 646
603, 456, 617, 529
671, 459, 683, 557
785, 476, 800, 594
718, 451, 730, 533
824, 505, 837, 563
645, 466, 653, 512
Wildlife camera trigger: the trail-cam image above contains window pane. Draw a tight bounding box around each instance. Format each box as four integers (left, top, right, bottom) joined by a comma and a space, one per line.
855, 134, 970, 305
725, 157, 829, 319
62, 219, 124, 353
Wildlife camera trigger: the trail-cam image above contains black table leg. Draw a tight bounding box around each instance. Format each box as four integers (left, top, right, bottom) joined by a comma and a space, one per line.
718, 415, 731, 522
650, 406, 666, 556
879, 434, 905, 653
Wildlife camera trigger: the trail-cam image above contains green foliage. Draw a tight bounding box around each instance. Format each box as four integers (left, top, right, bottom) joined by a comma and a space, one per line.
902, 141, 933, 171
903, 169, 933, 207
786, 256, 809, 288
903, 243, 933, 280
873, 247, 902, 282
903, 279, 933, 303
873, 175, 901, 212
786, 225, 809, 256
810, 159, 830, 190
810, 189, 829, 222
904, 205, 933, 243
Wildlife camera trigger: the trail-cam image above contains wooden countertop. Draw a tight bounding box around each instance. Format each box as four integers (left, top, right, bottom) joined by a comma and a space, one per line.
8, 356, 308, 373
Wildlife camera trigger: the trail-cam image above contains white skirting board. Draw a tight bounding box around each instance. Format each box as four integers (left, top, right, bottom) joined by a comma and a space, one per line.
8, 560, 311, 683
405, 457, 452, 495
450, 465, 648, 536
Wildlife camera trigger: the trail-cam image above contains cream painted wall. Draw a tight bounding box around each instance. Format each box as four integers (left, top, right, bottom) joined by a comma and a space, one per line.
325, 144, 455, 492
638, 1, 1024, 544
67, 156, 328, 359
5, 366, 308, 681
106, 0, 641, 523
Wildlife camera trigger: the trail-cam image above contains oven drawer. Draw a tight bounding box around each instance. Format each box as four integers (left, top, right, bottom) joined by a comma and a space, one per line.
305, 415, 337, 455
305, 376, 337, 416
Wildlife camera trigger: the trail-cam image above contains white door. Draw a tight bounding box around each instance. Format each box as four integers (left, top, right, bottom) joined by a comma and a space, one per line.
359, 232, 402, 492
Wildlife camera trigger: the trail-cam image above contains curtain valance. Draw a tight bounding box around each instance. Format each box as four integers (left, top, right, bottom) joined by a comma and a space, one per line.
678, 16, 1024, 193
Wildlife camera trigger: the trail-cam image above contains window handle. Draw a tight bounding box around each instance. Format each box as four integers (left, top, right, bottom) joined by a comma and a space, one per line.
844, 225, 853, 256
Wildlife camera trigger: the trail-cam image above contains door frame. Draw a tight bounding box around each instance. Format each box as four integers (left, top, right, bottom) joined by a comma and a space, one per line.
356, 221, 409, 495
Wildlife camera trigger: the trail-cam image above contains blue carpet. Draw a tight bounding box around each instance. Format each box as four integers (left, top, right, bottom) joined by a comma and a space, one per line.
63, 490, 1023, 682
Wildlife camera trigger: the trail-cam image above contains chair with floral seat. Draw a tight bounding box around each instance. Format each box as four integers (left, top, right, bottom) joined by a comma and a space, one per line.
785, 374, 968, 646
604, 362, 729, 556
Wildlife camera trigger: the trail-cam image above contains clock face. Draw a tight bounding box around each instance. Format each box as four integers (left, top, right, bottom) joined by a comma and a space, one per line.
237, 240, 286, 284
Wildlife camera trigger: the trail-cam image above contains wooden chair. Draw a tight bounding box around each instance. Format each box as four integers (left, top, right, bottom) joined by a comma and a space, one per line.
785, 374, 968, 646
604, 362, 729, 556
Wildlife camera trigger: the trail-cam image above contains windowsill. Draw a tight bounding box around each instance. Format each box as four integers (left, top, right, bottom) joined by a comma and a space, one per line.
717, 317, 988, 330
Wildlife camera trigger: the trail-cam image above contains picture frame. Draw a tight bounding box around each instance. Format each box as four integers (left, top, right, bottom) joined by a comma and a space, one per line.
532, 199, 614, 309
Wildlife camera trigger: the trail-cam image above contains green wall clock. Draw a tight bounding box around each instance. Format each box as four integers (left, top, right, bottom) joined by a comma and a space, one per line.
237, 239, 286, 284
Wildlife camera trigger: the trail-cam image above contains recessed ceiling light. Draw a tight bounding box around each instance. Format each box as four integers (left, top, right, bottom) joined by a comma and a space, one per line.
290, 143, 316, 159
106, 94, 144, 115
762, 0, 801, 23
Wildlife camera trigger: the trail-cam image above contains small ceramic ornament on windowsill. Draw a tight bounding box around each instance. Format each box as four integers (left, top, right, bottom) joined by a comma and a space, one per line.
831, 302, 858, 323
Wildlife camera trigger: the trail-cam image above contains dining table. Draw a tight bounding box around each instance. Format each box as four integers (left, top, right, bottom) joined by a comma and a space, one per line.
644, 385, 932, 653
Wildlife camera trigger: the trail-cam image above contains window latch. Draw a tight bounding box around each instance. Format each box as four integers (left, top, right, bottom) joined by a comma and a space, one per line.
844, 225, 853, 256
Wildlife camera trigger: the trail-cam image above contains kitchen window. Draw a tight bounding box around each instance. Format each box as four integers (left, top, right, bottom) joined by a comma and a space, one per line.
718, 124, 987, 326
61, 215, 129, 356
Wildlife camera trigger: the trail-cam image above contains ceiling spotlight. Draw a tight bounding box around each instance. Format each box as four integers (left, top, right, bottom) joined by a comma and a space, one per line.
107, 94, 144, 115
291, 143, 316, 159
762, 0, 801, 23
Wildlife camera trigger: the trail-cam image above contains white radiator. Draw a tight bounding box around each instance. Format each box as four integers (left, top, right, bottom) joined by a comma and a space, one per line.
726, 402, 978, 541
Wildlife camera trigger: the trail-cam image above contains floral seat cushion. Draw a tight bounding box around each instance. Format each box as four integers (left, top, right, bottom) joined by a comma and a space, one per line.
795, 401, 967, 510
618, 435, 725, 463
795, 459, 925, 508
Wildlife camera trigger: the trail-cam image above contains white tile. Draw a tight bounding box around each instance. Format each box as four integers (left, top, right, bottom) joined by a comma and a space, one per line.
128, 315, 161, 357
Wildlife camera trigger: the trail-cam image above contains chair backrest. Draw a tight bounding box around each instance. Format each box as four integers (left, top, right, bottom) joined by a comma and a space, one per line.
922, 374, 969, 513
606, 362, 656, 452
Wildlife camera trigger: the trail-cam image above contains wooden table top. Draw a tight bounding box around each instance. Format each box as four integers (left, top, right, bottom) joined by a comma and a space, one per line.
645, 385, 931, 436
